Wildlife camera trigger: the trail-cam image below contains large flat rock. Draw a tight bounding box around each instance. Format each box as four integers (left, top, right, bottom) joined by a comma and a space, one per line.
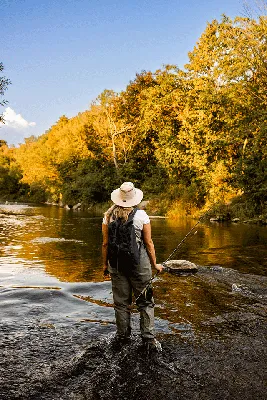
164, 259, 198, 274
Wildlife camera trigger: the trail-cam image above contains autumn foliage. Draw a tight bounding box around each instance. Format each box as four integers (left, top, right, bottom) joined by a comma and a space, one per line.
1, 16, 267, 216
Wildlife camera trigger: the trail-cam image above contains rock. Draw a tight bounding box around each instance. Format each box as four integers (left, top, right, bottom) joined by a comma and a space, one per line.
164, 260, 198, 274
232, 283, 241, 292
232, 218, 240, 223
210, 214, 231, 222
231, 283, 249, 293
211, 266, 224, 273
244, 219, 257, 224
73, 203, 82, 210
139, 200, 149, 210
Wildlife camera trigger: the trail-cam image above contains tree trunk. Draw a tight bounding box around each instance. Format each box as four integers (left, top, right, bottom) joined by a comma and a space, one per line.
111, 133, 119, 170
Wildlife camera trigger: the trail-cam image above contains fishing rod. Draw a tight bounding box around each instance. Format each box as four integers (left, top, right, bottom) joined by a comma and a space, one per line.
135, 207, 212, 303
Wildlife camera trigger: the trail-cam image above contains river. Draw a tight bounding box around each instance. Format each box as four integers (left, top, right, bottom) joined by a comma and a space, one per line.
0, 203, 266, 399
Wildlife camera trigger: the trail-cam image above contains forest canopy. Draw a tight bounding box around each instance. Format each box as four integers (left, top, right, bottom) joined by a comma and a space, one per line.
1, 15, 267, 217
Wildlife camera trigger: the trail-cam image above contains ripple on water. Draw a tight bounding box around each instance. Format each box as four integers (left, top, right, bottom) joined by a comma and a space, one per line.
0, 284, 115, 325
31, 237, 84, 244
0, 215, 29, 227
3, 245, 23, 252
0, 276, 189, 336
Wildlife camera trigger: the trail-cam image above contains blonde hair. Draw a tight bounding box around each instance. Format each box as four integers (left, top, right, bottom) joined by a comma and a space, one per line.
104, 205, 134, 224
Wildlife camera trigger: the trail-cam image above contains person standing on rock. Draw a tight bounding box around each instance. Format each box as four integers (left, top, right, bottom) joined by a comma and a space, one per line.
102, 182, 163, 351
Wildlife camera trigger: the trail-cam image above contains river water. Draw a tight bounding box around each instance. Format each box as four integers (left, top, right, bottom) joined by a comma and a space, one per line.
1, 203, 267, 399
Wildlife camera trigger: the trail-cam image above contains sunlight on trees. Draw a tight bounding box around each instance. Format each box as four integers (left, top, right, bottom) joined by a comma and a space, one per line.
0, 14, 266, 217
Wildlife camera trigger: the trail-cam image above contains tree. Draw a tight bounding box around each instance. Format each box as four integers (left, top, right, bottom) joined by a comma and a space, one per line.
0, 63, 11, 123
0, 141, 27, 199
4, 14, 267, 214
181, 15, 267, 206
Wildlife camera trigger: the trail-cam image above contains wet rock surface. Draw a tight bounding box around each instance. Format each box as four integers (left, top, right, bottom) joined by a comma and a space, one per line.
1, 312, 266, 400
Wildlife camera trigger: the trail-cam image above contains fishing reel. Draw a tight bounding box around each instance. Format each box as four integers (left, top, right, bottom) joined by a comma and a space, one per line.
143, 284, 153, 301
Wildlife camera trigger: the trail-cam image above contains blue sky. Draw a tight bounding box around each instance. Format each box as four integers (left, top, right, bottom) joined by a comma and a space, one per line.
1, 0, 247, 146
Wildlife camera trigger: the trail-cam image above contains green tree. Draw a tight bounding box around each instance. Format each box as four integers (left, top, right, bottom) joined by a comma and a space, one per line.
0, 63, 11, 123
0, 142, 27, 199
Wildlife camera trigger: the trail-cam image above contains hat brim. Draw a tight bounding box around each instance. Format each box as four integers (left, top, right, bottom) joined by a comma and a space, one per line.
111, 188, 143, 207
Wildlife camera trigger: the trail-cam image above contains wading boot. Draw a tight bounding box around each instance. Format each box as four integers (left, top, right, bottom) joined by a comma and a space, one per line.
110, 335, 131, 351
142, 338, 162, 353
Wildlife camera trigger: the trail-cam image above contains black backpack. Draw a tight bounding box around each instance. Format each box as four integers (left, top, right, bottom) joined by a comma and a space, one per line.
107, 208, 140, 273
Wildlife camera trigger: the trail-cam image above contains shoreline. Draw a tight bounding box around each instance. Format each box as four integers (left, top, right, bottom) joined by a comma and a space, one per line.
1, 200, 267, 226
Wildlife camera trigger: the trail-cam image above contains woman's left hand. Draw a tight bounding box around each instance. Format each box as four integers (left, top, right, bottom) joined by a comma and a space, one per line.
155, 264, 164, 273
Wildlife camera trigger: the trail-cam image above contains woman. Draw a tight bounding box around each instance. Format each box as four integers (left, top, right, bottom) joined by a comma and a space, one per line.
102, 182, 163, 351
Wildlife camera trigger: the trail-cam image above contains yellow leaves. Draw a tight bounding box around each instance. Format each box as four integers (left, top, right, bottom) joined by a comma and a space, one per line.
43, 119, 92, 165
14, 113, 95, 193
15, 140, 58, 186
186, 14, 267, 90
205, 161, 237, 204
2, 13, 265, 207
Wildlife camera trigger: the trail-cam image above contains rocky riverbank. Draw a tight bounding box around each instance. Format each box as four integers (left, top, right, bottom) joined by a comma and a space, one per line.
1, 305, 266, 400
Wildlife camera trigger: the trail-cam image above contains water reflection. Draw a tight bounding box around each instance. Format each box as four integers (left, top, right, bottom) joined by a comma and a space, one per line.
152, 218, 267, 276
0, 203, 266, 337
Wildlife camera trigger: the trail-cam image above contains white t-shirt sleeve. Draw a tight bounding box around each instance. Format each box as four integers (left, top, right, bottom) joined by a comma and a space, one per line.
133, 210, 150, 230
136, 210, 150, 224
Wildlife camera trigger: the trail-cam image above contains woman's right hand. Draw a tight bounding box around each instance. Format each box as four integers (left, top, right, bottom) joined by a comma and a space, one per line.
103, 265, 109, 277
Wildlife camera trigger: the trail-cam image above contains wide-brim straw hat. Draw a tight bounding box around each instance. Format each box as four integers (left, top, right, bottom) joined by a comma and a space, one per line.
111, 182, 143, 207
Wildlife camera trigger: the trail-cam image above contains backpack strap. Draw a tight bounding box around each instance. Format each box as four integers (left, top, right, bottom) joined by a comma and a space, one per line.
126, 207, 138, 223
127, 207, 144, 248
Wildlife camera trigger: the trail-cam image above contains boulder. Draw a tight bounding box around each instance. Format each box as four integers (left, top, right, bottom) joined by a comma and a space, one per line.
164, 260, 198, 274
232, 218, 240, 223
139, 200, 149, 210
73, 203, 82, 210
